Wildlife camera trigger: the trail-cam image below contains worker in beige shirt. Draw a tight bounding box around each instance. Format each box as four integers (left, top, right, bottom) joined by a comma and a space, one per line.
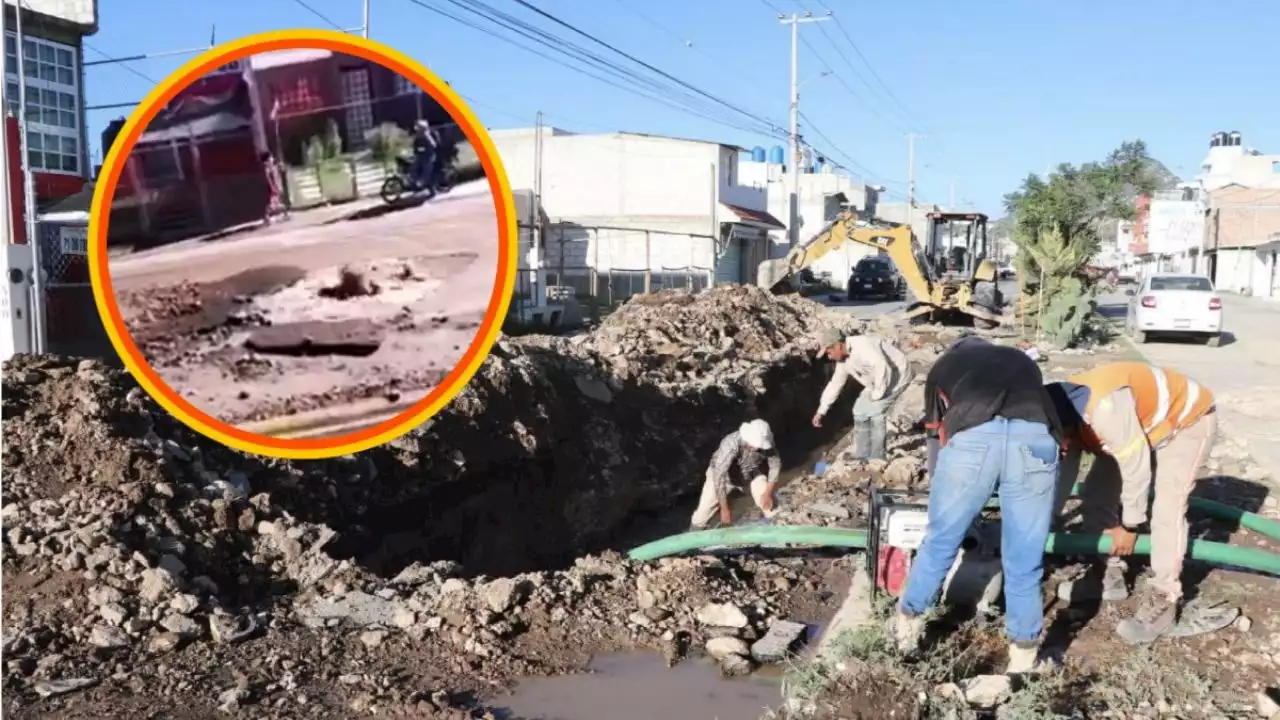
1046, 361, 1219, 645
811, 328, 914, 460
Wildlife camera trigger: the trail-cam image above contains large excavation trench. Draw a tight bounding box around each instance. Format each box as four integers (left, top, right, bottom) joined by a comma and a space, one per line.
314, 347, 855, 579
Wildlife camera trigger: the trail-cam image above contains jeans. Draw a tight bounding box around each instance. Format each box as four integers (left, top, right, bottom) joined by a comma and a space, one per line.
851, 386, 904, 460
411, 152, 435, 188
899, 417, 1060, 643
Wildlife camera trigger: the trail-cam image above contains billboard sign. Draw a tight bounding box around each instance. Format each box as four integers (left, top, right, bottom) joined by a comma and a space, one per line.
1146, 200, 1204, 256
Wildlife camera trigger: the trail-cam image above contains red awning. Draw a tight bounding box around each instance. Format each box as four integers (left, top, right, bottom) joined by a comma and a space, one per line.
721, 202, 786, 230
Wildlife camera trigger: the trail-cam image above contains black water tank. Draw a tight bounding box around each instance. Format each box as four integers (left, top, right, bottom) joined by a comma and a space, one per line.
101, 117, 128, 159
1229, 131, 1242, 147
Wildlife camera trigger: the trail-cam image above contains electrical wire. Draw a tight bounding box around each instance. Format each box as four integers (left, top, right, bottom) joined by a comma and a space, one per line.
406, 0, 787, 138
287, 0, 347, 31
83, 42, 159, 84
503, 0, 789, 136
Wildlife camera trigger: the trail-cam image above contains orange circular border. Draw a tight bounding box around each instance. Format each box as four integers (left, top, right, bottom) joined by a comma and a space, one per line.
88, 29, 518, 460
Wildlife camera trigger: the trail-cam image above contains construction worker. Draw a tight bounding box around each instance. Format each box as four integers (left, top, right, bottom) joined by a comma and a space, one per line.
811, 328, 914, 461
1045, 361, 1217, 645
690, 419, 781, 530
895, 336, 1064, 674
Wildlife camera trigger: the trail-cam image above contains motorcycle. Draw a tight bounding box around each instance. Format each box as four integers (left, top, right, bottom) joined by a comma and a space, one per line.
379, 154, 456, 205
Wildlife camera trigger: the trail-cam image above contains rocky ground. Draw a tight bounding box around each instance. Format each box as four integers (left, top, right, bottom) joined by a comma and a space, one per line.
4, 285, 1279, 719
117, 253, 486, 428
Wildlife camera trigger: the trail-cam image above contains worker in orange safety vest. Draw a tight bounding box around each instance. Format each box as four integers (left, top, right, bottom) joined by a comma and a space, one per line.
1045, 362, 1218, 645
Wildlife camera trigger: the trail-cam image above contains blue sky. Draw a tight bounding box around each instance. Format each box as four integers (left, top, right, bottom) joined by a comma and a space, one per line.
85, 0, 1279, 214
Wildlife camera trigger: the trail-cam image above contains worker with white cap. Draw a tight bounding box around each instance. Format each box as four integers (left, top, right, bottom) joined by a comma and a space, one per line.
690, 419, 782, 529
812, 327, 915, 461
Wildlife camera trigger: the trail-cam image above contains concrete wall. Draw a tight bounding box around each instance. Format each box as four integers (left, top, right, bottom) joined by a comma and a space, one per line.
6, 0, 96, 30
491, 130, 723, 222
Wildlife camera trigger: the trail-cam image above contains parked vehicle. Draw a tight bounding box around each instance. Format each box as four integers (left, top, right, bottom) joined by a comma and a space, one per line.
1125, 272, 1224, 346
998, 263, 1016, 280
379, 155, 456, 204
846, 256, 905, 301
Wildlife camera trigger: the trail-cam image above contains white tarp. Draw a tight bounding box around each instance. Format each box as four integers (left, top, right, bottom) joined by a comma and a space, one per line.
1146, 200, 1204, 255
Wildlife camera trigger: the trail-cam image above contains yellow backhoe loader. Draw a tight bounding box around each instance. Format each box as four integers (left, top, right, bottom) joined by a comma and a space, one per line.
755, 210, 1006, 329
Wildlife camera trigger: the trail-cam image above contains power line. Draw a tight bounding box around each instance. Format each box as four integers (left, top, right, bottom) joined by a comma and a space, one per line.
288, 0, 347, 30
83, 42, 158, 84
808, 1, 920, 131
501, 0, 788, 136
406, 0, 787, 138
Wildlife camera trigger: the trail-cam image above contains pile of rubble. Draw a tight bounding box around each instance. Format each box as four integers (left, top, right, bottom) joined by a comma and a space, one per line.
2, 286, 872, 715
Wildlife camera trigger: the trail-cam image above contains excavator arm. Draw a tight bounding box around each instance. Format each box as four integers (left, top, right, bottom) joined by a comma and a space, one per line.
756, 212, 932, 304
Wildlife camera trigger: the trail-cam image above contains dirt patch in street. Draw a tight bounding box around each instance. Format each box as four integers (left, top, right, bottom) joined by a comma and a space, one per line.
116, 253, 484, 426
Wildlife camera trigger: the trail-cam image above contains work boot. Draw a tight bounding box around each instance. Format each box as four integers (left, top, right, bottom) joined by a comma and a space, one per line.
1056, 560, 1129, 603
892, 609, 926, 655
867, 415, 888, 461
1116, 583, 1178, 645
1005, 640, 1039, 674
851, 421, 873, 461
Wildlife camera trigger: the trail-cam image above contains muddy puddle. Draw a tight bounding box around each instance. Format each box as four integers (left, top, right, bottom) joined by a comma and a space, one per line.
495, 652, 785, 720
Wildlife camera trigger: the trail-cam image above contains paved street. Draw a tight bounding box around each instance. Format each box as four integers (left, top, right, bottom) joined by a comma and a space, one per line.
1097, 289, 1280, 484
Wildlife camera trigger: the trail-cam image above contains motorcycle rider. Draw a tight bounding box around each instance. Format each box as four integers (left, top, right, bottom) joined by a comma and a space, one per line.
411, 119, 440, 195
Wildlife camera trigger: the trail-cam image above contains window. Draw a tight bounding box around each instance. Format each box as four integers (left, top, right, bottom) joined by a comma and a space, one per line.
392, 72, 420, 96
4, 32, 80, 176
1150, 276, 1213, 292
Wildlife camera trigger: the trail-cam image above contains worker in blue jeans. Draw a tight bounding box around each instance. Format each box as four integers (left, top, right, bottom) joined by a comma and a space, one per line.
894, 336, 1065, 675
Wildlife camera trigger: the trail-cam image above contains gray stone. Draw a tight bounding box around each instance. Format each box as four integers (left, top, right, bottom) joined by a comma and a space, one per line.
99, 602, 129, 626
161, 614, 203, 639
484, 578, 525, 614
89, 625, 131, 649
361, 630, 388, 648
157, 554, 187, 577
138, 568, 178, 603
169, 593, 200, 615
807, 501, 850, 520
718, 653, 753, 677
696, 602, 748, 629
209, 613, 257, 644
1255, 690, 1279, 718
33, 678, 99, 698
147, 632, 183, 653
297, 591, 398, 627
705, 636, 750, 660
959, 674, 1011, 708
87, 585, 124, 606
751, 620, 808, 663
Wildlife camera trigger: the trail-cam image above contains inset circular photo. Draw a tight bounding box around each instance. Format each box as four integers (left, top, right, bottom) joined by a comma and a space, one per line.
89, 31, 517, 459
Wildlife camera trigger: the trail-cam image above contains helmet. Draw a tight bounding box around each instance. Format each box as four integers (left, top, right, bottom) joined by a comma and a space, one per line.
739, 419, 774, 451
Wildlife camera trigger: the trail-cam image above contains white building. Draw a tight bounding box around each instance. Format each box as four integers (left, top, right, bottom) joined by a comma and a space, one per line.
489, 128, 785, 305
736, 156, 879, 288
1199, 130, 1280, 191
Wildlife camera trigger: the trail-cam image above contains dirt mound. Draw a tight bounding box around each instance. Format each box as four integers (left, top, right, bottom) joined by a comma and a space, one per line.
586, 285, 839, 385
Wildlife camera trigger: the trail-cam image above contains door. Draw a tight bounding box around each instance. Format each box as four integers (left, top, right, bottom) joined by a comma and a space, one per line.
715, 233, 743, 286
340, 67, 375, 149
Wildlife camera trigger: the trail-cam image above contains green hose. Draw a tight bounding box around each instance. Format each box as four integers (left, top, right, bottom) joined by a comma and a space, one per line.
626, 525, 1280, 576
1065, 482, 1280, 542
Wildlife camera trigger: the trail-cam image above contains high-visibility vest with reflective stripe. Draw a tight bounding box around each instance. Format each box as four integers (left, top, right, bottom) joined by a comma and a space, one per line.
1068, 361, 1215, 450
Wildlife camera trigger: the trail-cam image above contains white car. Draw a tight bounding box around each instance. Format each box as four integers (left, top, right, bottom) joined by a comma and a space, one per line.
1125, 273, 1224, 346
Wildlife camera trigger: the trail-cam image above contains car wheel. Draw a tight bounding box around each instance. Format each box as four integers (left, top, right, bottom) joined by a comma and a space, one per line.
1206, 334, 1222, 348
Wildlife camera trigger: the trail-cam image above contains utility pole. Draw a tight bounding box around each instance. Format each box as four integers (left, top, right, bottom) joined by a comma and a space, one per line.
905, 132, 924, 212
0, 1, 11, 245
14, 0, 44, 353
362, 0, 370, 37
779, 10, 829, 248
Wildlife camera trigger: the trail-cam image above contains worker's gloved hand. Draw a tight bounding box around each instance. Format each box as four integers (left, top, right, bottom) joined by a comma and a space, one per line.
719, 505, 734, 527
811, 413, 824, 428
1104, 525, 1138, 556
